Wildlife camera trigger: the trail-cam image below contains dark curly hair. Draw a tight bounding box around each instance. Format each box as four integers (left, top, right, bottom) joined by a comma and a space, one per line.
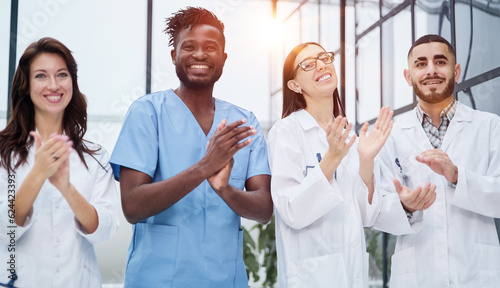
163, 6, 225, 50
0, 37, 98, 173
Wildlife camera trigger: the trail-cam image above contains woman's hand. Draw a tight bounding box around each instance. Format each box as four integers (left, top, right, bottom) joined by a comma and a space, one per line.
319, 116, 356, 181
357, 106, 393, 162
30, 131, 73, 182
326, 116, 356, 161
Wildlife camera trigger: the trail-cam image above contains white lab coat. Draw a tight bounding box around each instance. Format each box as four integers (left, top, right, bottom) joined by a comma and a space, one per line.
374, 102, 500, 288
267, 109, 381, 288
0, 142, 120, 288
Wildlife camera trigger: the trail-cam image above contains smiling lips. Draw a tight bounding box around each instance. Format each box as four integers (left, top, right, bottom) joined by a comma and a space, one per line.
422, 77, 444, 86
45, 94, 63, 103
316, 73, 332, 82
190, 64, 210, 69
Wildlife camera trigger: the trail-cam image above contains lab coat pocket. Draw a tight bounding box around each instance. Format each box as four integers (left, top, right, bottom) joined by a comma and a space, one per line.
125, 223, 178, 287
389, 247, 418, 288
475, 243, 500, 285
288, 253, 348, 288
79, 245, 101, 288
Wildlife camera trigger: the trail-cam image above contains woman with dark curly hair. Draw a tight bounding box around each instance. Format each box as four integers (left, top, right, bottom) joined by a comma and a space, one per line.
0, 37, 119, 288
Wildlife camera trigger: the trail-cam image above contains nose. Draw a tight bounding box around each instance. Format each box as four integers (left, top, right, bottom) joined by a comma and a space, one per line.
47, 76, 60, 91
426, 62, 437, 75
192, 48, 207, 60
315, 59, 327, 70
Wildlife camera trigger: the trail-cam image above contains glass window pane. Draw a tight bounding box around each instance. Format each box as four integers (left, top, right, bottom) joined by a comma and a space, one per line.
16, 0, 147, 124
455, 3, 500, 81
382, 8, 414, 110
356, 28, 381, 123
356, 0, 380, 34
414, 0, 450, 39
457, 76, 500, 115
382, 0, 407, 16
300, 3, 320, 43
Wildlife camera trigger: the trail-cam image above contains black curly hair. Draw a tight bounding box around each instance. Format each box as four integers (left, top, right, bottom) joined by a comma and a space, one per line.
163, 6, 225, 50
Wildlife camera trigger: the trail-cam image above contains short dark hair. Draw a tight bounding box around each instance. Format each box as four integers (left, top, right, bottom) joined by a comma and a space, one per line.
408, 34, 456, 63
164, 6, 225, 50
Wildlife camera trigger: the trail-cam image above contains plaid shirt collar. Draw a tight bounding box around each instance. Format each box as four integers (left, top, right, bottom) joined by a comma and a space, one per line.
415, 99, 458, 148
416, 98, 457, 125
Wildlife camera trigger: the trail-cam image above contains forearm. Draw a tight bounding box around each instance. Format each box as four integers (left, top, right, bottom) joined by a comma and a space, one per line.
216, 184, 273, 224
14, 171, 45, 226
359, 157, 375, 204
121, 162, 212, 224
61, 184, 99, 234
318, 150, 342, 181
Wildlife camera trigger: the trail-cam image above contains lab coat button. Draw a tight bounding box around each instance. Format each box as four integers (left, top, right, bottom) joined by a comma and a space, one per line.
351, 241, 359, 248
55, 204, 59, 209
56, 268, 60, 273
354, 278, 360, 285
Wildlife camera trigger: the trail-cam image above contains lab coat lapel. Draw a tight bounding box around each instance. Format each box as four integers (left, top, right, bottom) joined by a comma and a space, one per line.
399, 108, 434, 151
440, 102, 470, 152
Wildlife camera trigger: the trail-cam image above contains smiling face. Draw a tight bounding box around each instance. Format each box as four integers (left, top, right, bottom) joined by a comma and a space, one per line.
404, 42, 461, 105
287, 44, 338, 102
29, 52, 73, 119
171, 24, 227, 90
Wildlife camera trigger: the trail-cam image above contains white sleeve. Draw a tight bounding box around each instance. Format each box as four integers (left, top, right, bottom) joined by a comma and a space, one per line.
446, 121, 500, 218
74, 150, 120, 244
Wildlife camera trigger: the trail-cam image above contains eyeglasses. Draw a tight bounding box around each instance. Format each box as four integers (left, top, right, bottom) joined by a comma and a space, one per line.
293, 52, 335, 76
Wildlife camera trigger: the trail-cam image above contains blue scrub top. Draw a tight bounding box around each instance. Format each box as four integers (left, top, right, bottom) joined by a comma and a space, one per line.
110, 89, 270, 288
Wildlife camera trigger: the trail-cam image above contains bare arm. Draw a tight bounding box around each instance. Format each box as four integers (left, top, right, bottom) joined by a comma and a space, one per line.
15, 133, 72, 226
357, 106, 394, 203
120, 119, 257, 224
210, 171, 272, 224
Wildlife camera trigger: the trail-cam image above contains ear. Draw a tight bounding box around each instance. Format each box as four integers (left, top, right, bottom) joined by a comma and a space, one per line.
287, 80, 301, 93
171, 49, 176, 65
454, 63, 461, 83
403, 69, 412, 87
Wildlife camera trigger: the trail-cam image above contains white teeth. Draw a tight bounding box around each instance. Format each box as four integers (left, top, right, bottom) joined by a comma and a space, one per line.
317, 74, 331, 81
425, 81, 441, 85
191, 65, 209, 69
47, 96, 61, 101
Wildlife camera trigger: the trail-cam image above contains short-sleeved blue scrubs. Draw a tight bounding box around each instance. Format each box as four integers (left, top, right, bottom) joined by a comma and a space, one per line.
110, 89, 270, 288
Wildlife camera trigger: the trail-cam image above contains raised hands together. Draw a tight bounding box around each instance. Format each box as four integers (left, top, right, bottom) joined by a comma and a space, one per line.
30, 131, 73, 191
205, 119, 256, 193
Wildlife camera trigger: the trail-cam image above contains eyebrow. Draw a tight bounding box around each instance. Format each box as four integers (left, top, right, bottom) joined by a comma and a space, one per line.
32, 68, 69, 74
181, 39, 221, 46
301, 51, 327, 62
433, 54, 448, 61
414, 54, 448, 63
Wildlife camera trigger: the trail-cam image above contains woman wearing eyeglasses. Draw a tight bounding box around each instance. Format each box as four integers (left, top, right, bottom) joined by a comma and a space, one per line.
267, 42, 393, 287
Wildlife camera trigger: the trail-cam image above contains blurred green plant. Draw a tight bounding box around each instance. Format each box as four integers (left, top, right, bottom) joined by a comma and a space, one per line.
243, 215, 277, 287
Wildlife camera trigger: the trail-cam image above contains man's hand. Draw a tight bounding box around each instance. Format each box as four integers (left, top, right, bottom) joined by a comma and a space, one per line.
416, 149, 458, 184
393, 178, 437, 212
203, 119, 256, 176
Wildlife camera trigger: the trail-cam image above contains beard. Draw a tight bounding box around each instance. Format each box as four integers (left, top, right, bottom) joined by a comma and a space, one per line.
412, 74, 455, 104
175, 64, 224, 90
